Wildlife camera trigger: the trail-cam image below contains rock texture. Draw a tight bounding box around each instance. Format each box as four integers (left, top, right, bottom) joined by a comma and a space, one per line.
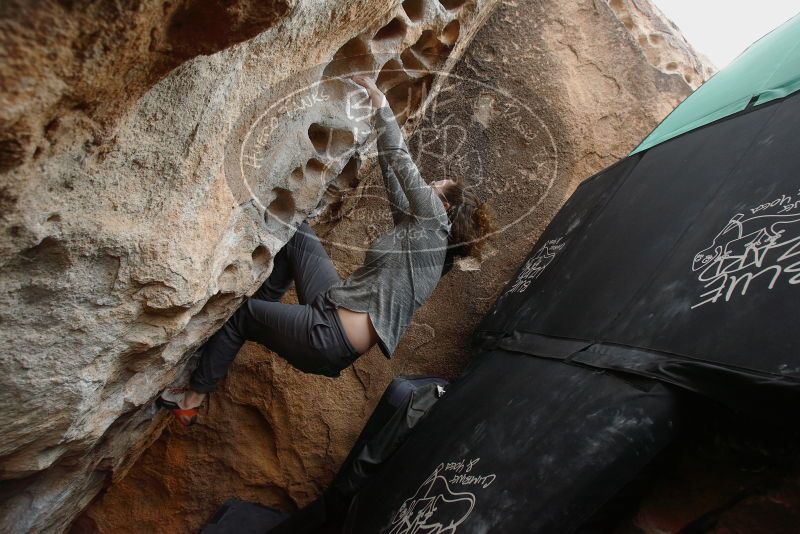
77, 0, 716, 532
606, 0, 715, 88
0, 0, 497, 531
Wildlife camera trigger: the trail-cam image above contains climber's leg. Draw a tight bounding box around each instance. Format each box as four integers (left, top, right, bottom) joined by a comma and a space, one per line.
190, 292, 355, 391
189, 299, 307, 392
253, 220, 340, 304
252, 240, 293, 302
189, 221, 347, 391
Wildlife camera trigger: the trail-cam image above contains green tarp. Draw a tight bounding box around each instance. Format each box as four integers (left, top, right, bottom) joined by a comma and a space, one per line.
632, 12, 800, 155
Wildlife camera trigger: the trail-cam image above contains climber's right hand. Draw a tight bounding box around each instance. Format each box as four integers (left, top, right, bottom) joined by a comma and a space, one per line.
351, 75, 388, 109
352, 74, 376, 91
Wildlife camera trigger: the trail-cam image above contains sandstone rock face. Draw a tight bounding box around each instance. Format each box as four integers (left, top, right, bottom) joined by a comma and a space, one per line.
606, 0, 716, 88
0, 0, 498, 531
76, 0, 715, 532
0, 0, 292, 172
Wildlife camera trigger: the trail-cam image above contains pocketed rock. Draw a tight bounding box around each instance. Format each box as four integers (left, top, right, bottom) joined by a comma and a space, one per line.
605, 0, 716, 88
78, 0, 715, 532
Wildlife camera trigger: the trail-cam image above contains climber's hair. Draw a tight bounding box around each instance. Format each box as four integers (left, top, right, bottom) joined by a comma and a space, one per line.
439, 179, 497, 261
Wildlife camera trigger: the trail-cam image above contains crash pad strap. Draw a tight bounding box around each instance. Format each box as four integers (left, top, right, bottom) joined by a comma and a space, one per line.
482, 328, 800, 425
496, 330, 591, 360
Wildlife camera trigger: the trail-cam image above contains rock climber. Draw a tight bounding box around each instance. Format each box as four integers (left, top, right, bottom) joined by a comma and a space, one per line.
157, 75, 496, 425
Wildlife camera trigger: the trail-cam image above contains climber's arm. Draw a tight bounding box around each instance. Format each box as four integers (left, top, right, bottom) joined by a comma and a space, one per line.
352, 75, 447, 226
372, 104, 448, 224
358, 86, 411, 226
377, 142, 412, 226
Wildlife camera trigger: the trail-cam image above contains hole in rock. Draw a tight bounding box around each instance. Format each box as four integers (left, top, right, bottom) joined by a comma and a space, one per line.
267, 187, 296, 222
21, 236, 71, 269
290, 167, 304, 183
333, 156, 360, 191
217, 263, 239, 292
439, 0, 467, 9
377, 59, 410, 92
308, 124, 329, 153
665, 61, 678, 71
44, 117, 60, 138
0, 136, 28, 173
251, 245, 271, 267
305, 158, 328, 175
400, 47, 426, 72
46, 213, 62, 223
440, 19, 460, 46
386, 74, 434, 126
320, 156, 360, 224
402, 0, 425, 21
308, 123, 355, 158
404, 30, 452, 71
414, 29, 451, 58
323, 37, 374, 79
621, 16, 634, 31
374, 17, 407, 41
305, 158, 330, 188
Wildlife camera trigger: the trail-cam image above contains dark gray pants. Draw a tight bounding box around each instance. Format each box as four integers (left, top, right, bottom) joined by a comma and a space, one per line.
190, 221, 360, 393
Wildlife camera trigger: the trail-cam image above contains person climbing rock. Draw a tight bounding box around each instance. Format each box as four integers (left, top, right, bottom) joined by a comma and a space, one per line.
157, 74, 496, 426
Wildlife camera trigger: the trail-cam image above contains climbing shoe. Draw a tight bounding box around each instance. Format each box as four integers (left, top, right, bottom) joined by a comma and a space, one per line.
156, 387, 205, 427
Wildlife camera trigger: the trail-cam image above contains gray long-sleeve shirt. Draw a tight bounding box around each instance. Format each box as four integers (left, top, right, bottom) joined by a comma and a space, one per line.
325, 105, 451, 358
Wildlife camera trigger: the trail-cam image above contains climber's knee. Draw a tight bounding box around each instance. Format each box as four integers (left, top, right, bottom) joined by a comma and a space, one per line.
225, 299, 255, 339
289, 221, 312, 244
